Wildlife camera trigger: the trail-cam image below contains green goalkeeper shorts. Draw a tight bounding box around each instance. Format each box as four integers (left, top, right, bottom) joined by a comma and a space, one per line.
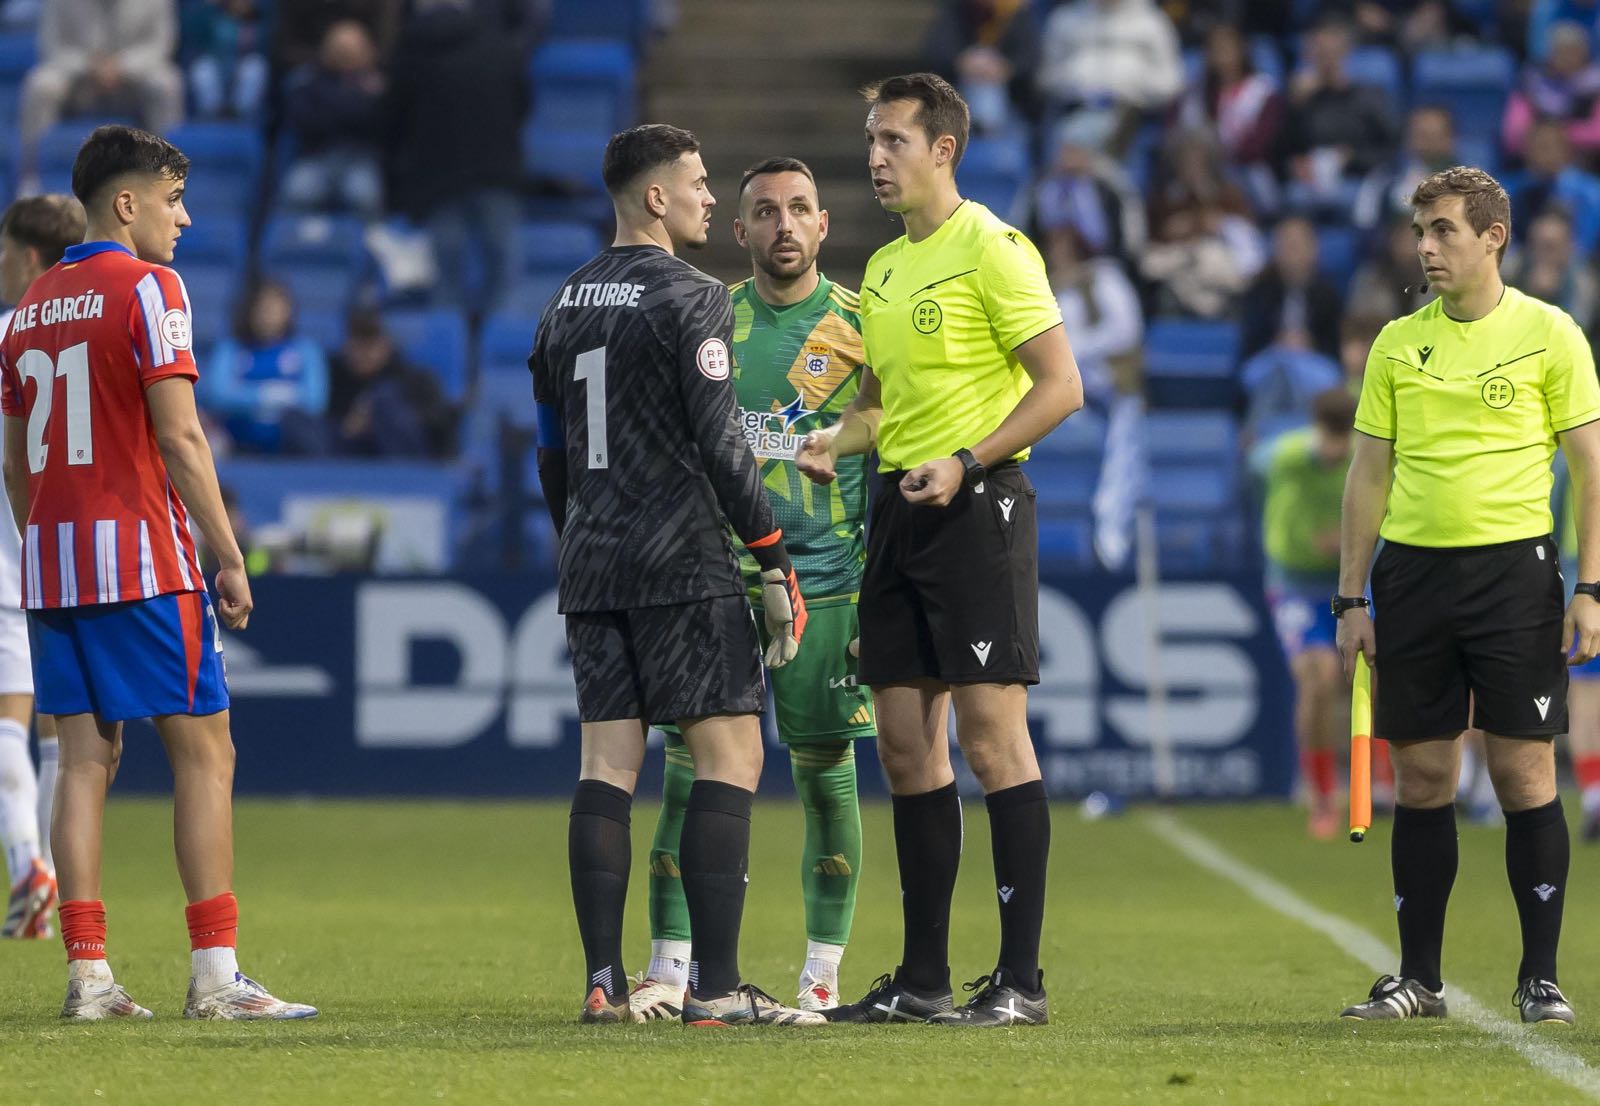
761, 598, 875, 744
660, 598, 875, 744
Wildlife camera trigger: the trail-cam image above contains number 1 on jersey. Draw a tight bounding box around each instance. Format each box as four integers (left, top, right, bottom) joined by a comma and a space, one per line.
574, 346, 608, 469
19, 341, 93, 474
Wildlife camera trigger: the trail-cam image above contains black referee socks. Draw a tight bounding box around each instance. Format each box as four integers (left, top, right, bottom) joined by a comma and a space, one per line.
682, 779, 755, 999
1392, 802, 1458, 994
569, 778, 633, 1002
987, 780, 1050, 993
1505, 797, 1569, 984
893, 782, 963, 993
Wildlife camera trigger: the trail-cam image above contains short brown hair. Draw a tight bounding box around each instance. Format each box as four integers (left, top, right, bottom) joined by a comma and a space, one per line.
1312, 387, 1358, 435
862, 72, 970, 168
0, 194, 86, 266
1410, 165, 1512, 261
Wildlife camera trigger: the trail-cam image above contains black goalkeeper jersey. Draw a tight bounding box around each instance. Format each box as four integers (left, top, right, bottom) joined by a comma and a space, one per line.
529, 244, 777, 614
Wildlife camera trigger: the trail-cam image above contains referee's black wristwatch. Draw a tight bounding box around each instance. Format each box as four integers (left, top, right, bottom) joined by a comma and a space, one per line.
1577, 582, 1600, 602
1330, 595, 1370, 618
953, 447, 986, 488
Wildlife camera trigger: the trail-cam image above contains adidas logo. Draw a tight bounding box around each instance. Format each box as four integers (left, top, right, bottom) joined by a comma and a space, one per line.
650, 853, 681, 879
848, 705, 873, 726
971, 641, 992, 665
813, 854, 854, 877
998, 885, 1015, 903
999, 496, 1014, 522
1535, 883, 1558, 902
1535, 696, 1552, 721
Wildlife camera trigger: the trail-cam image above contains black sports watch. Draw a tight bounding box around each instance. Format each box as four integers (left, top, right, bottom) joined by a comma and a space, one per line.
1330, 595, 1370, 618
1577, 582, 1600, 601
953, 447, 985, 488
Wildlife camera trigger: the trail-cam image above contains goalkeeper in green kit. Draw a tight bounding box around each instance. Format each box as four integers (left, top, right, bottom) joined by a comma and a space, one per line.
629, 157, 874, 1019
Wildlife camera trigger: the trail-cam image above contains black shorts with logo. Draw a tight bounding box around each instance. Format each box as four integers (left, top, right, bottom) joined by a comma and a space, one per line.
1372, 535, 1567, 741
565, 595, 764, 725
858, 462, 1040, 686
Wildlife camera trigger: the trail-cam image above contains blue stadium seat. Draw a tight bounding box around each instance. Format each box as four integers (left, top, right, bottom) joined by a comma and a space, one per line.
1027, 455, 1099, 508
523, 122, 610, 192
1037, 515, 1096, 571
521, 220, 602, 275
167, 122, 263, 218
1148, 464, 1235, 512
531, 40, 636, 133
546, 0, 648, 43
1144, 318, 1241, 408
295, 307, 346, 353
1314, 225, 1360, 288
1154, 513, 1234, 574
480, 312, 538, 374
1412, 47, 1516, 144
1142, 411, 1238, 463
503, 271, 568, 319
382, 309, 470, 400
0, 31, 35, 79
173, 260, 240, 349
37, 122, 106, 189
260, 214, 368, 312
174, 214, 248, 265
1346, 45, 1405, 104
958, 132, 1031, 219
1034, 407, 1106, 458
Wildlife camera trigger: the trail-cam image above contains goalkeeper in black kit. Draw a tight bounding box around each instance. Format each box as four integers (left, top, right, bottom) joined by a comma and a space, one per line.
528, 123, 824, 1027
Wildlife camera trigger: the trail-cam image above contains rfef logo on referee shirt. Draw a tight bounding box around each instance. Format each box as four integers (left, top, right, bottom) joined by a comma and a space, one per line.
913, 300, 942, 334
1481, 376, 1514, 409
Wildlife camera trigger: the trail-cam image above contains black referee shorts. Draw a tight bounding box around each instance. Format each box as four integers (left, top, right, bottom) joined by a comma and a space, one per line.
858, 462, 1040, 686
1372, 535, 1568, 741
565, 595, 764, 726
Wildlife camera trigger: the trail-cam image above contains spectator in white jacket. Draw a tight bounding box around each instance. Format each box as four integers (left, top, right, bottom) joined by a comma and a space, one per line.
19, 0, 185, 191
1037, 0, 1182, 154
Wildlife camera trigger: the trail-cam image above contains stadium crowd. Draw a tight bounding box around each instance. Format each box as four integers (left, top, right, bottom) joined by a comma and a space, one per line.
0, 0, 1593, 576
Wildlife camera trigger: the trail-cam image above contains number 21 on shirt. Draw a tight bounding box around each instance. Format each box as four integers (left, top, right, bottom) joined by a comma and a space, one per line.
17, 341, 92, 473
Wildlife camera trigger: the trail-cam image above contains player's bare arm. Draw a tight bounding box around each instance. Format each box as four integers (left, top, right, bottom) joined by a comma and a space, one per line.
146, 377, 252, 630
1561, 418, 1600, 664
901, 322, 1083, 507
796, 360, 881, 486
1, 413, 27, 535
1336, 430, 1393, 677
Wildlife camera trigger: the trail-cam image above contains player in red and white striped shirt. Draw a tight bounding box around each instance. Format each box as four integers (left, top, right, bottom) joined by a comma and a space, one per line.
0, 125, 315, 1021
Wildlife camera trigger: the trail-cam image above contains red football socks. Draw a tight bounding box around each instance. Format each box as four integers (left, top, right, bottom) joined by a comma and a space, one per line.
60, 899, 107, 960
185, 891, 239, 950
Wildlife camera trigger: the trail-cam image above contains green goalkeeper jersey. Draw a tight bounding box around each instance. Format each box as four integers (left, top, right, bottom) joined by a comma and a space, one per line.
728, 273, 868, 603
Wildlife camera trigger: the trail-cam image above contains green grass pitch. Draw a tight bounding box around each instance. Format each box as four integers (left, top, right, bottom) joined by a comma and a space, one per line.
3, 797, 1599, 1104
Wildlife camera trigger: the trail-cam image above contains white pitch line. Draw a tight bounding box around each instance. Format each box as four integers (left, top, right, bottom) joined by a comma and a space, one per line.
1147, 811, 1600, 1101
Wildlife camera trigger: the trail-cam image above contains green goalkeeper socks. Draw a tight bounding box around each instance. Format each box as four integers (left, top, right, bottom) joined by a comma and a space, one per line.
647, 734, 694, 943
791, 741, 862, 947
649, 735, 863, 948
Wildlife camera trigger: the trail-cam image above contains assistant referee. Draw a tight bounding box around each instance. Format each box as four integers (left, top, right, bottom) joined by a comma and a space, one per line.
797, 72, 1083, 1027
1336, 167, 1600, 1026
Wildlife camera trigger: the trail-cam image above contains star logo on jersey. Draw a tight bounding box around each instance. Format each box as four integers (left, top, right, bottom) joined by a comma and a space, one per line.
774, 393, 815, 431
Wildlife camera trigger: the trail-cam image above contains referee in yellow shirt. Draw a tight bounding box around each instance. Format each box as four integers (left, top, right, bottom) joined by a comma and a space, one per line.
797, 72, 1083, 1027
1337, 167, 1600, 1025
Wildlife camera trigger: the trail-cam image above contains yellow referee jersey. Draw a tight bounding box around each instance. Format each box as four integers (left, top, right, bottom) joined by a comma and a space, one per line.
860, 200, 1061, 472
1356, 285, 1600, 547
